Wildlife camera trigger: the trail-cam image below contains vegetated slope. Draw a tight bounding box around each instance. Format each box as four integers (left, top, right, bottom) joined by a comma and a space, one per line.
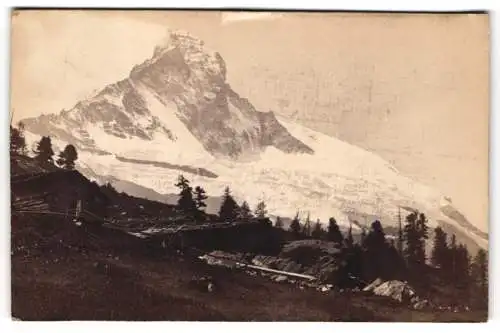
11, 213, 486, 322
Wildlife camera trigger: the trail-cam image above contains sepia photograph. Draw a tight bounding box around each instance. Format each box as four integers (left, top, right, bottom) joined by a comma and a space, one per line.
8, 9, 489, 322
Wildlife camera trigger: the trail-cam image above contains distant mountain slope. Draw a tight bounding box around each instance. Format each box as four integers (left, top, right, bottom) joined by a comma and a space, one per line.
20, 30, 487, 250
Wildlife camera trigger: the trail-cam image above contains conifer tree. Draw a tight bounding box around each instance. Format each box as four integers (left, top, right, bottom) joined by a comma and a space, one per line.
403, 212, 423, 267
450, 234, 457, 248
397, 208, 404, 256
455, 244, 471, 290
238, 200, 253, 221
175, 175, 197, 217
431, 226, 448, 268
360, 227, 367, 244
10, 122, 26, 155
175, 175, 190, 190
33, 136, 55, 165
311, 219, 324, 239
274, 216, 284, 229
254, 200, 268, 219
417, 213, 429, 240
193, 186, 208, 210
327, 217, 343, 244
56, 144, 78, 170
342, 242, 364, 286
470, 249, 488, 307
302, 212, 312, 237
363, 220, 386, 251
345, 222, 354, 248
218, 187, 239, 222
103, 182, 118, 194
448, 234, 458, 277
362, 220, 392, 280
289, 211, 302, 239
415, 213, 429, 264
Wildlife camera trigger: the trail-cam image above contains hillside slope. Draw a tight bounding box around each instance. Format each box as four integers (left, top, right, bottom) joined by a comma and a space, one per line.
11, 213, 486, 322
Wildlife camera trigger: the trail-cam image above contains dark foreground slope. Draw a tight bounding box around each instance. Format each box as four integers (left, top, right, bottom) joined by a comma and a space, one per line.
9, 153, 487, 322
11, 214, 486, 322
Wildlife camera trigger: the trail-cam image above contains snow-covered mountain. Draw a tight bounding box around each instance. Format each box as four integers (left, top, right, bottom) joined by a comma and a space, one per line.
21, 30, 487, 250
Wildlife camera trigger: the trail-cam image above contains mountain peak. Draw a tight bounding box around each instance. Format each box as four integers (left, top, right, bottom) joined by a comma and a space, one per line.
147, 29, 227, 82
153, 30, 204, 57
23, 30, 311, 160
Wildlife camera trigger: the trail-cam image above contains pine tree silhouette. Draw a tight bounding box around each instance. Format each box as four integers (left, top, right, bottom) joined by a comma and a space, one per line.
327, 217, 343, 244
254, 200, 268, 219
470, 249, 488, 308
311, 219, 324, 239
274, 216, 284, 229
193, 186, 208, 210
10, 122, 26, 155
218, 187, 239, 222
403, 212, 425, 267
360, 227, 367, 243
363, 220, 386, 251
431, 226, 448, 269
345, 222, 354, 248
175, 175, 197, 218
415, 213, 429, 264
56, 144, 78, 170
449, 234, 458, 277
238, 201, 253, 221
302, 212, 312, 237
33, 136, 55, 165
455, 244, 471, 291
289, 211, 302, 239
362, 220, 393, 280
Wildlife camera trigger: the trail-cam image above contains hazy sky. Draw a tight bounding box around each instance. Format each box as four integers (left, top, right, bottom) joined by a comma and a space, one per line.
10, 11, 489, 231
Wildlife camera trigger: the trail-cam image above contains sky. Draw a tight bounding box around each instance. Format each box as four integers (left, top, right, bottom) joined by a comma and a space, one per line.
10, 10, 489, 231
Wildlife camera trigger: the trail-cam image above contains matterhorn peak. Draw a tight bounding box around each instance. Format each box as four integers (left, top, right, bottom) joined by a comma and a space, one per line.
153, 30, 204, 56
148, 29, 225, 79
169, 29, 205, 47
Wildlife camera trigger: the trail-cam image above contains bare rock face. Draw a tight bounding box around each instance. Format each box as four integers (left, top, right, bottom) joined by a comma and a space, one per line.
129, 31, 313, 159
372, 280, 416, 303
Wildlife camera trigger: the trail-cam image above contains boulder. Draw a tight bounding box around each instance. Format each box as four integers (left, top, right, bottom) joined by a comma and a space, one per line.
372, 280, 416, 303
